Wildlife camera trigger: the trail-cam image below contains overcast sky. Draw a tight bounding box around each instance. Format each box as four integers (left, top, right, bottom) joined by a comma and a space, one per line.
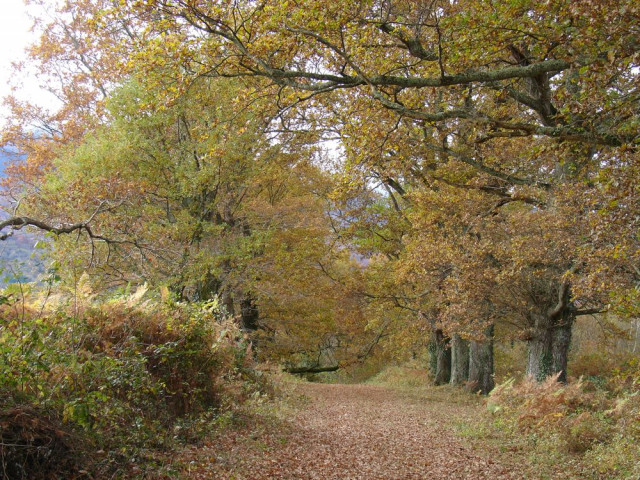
0, 0, 47, 127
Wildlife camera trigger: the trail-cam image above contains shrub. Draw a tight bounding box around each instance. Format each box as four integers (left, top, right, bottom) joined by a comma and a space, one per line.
489, 374, 609, 433
0, 286, 264, 478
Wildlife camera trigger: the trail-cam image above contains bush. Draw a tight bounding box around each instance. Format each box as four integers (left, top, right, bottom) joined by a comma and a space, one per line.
0, 286, 264, 478
489, 374, 609, 433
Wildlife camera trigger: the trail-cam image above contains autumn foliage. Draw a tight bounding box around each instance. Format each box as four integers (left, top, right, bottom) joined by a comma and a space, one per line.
0, 1, 638, 476
0, 286, 265, 478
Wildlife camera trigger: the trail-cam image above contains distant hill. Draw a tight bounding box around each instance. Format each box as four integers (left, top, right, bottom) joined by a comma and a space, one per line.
0, 233, 45, 283
0, 145, 22, 176
0, 146, 44, 283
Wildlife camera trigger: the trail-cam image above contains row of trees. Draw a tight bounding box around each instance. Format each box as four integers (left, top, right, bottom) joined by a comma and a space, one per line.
3, 71, 375, 372
1, 0, 638, 389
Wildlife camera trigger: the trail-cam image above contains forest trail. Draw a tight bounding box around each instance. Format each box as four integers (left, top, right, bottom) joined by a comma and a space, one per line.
184, 383, 527, 479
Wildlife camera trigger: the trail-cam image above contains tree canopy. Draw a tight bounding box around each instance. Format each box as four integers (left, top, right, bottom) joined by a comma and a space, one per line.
1, 0, 638, 383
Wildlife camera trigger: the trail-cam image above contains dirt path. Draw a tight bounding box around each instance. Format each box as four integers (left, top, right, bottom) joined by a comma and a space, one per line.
183, 383, 524, 479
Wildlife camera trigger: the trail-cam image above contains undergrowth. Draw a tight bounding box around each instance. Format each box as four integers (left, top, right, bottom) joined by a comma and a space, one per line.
0, 284, 267, 479
485, 369, 640, 479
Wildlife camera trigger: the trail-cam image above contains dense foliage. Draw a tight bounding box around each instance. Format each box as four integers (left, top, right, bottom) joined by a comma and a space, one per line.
0, 284, 264, 478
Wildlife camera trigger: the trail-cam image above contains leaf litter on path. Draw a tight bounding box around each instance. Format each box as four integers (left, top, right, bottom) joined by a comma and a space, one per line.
181, 383, 525, 479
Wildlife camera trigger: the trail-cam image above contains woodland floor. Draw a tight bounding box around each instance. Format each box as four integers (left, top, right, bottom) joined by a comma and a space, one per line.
178, 382, 534, 480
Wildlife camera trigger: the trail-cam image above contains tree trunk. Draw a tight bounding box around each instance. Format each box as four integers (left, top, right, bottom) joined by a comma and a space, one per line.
432, 329, 451, 385
526, 315, 553, 382
450, 334, 469, 386
526, 306, 574, 383
221, 289, 234, 317
240, 295, 259, 331
195, 272, 221, 301
468, 325, 494, 394
283, 364, 339, 374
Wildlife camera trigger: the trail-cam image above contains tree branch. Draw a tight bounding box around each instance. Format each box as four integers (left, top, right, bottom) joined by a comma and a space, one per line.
575, 308, 607, 316
283, 364, 339, 374
0, 216, 93, 240
424, 143, 550, 188
378, 22, 438, 61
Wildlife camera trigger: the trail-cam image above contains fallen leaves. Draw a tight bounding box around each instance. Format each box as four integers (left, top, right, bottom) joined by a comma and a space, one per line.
180, 383, 527, 479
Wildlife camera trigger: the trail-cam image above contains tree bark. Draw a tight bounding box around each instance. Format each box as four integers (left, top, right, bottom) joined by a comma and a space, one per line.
526, 309, 574, 383
450, 334, 469, 386
194, 272, 220, 301
526, 315, 553, 382
468, 325, 494, 394
552, 311, 573, 383
526, 278, 575, 383
432, 329, 451, 385
221, 289, 234, 317
240, 295, 259, 331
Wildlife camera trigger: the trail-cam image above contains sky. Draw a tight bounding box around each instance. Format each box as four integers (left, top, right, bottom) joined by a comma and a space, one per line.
0, 0, 48, 127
